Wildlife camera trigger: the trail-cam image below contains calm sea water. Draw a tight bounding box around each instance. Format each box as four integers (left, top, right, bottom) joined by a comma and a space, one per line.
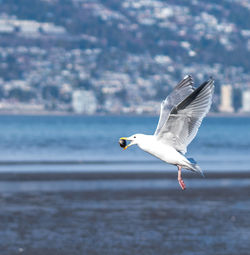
0, 115, 249, 172
0, 115, 250, 255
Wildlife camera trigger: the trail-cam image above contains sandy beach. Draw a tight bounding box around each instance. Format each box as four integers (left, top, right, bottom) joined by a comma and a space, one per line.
0, 171, 250, 255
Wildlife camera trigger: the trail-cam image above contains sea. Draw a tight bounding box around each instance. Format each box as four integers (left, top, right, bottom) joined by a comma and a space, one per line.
0, 114, 249, 173
0, 115, 250, 255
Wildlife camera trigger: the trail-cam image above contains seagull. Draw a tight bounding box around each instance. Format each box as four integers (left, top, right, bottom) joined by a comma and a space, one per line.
119, 75, 214, 190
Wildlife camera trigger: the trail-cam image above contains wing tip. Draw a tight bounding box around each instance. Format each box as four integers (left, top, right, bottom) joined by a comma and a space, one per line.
199, 77, 215, 91
183, 74, 192, 80
207, 76, 215, 86
175, 74, 194, 90
207, 77, 215, 93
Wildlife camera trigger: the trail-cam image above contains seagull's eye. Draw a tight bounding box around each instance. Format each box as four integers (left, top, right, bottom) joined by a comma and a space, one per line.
134, 136, 136, 138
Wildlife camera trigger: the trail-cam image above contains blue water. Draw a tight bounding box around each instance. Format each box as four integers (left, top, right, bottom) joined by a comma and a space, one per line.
0, 115, 249, 172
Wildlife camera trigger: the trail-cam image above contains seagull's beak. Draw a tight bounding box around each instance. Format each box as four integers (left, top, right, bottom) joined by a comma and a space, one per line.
119, 137, 134, 150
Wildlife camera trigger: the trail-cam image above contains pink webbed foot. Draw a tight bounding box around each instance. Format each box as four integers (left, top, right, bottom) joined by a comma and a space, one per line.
177, 165, 186, 190
178, 178, 186, 190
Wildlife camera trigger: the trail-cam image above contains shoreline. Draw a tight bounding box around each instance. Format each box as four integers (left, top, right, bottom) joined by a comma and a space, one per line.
1, 171, 250, 181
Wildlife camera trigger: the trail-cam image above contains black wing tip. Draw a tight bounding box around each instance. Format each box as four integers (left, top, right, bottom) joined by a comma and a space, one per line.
180, 75, 215, 88
175, 75, 194, 90
207, 76, 215, 84
183, 74, 193, 83
174, 77, 214, 111
206, 77, 215, 91
199, 77, 214, 89
185, 75, 214, 84
184, 74, 192, 79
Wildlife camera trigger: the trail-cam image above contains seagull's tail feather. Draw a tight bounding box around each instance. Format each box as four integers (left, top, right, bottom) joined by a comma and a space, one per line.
187, 158, 204, 177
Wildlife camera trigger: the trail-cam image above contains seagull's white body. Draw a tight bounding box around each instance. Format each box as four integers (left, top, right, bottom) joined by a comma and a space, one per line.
136, 134, 191, 168
120, 75, 214, 189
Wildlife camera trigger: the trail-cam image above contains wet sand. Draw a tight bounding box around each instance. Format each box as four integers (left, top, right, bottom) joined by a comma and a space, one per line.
0, 172, 250, 255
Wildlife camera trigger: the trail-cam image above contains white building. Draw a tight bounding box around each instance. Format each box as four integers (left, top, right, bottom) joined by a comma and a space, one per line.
0, 18, 66, 35
0, 20, 14, 33
40, 22, 66, 34
72, 90, 97, 114
241, 90, 250, 112
219, 84, 234, 113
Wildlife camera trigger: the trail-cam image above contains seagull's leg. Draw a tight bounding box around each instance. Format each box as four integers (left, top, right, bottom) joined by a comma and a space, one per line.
177, 165, 186, 190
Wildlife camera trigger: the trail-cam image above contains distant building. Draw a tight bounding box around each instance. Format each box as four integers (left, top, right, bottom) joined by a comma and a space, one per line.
241, 90, 250, 112
0, 20, 14, 33
72, 90, 97, 114
219, 84, 234, 113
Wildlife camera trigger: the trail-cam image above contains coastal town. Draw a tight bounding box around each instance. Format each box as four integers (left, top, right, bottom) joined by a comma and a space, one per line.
0, 0, 249, 115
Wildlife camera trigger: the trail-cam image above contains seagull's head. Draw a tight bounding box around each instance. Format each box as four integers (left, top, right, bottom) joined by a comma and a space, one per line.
119, 134, 143, 150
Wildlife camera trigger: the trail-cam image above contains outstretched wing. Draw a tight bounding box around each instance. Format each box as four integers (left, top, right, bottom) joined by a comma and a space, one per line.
154, 75, 195, 136
156, 78, 214, 154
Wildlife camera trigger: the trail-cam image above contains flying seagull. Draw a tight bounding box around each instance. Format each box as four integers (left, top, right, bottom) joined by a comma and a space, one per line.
119, 75, 214, 190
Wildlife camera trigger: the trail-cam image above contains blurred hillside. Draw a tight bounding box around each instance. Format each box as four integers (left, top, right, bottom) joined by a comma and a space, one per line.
0, 0, 249, 114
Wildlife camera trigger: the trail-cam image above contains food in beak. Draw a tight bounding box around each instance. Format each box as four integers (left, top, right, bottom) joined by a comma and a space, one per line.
119, 138, 127, 148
